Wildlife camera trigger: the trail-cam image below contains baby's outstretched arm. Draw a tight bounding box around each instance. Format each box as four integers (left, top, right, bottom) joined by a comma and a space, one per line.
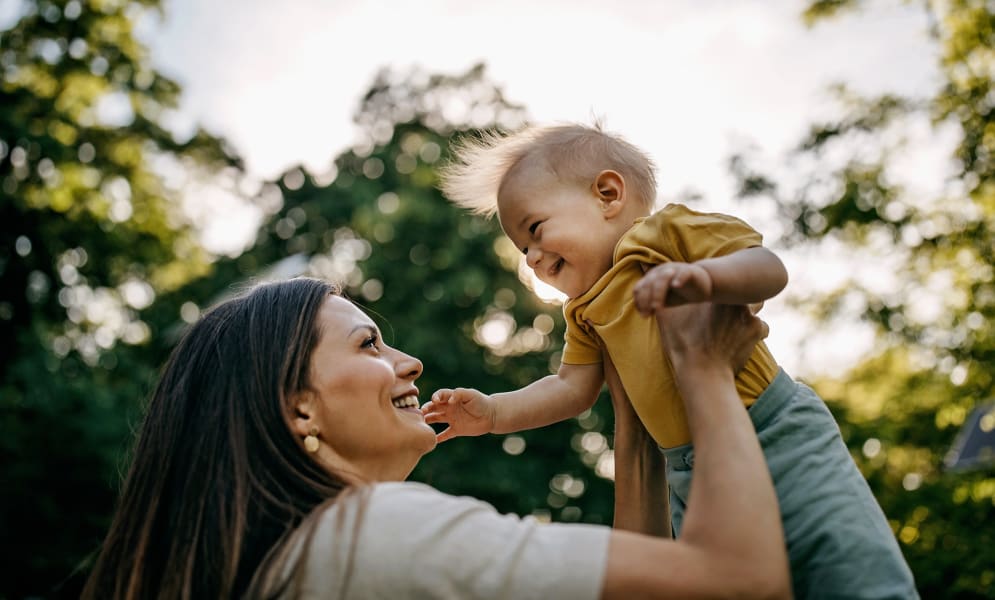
421, 387, 495, 442
423, 363, 604, 442
634, 246, 787, 315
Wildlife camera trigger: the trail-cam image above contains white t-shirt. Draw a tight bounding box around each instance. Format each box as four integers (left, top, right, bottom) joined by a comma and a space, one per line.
282, 481, 610, 599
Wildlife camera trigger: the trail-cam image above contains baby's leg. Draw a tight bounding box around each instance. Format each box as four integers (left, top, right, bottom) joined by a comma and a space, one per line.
661, 444, 693, 538
755, 370, 918, 599
664, 370, 918, 599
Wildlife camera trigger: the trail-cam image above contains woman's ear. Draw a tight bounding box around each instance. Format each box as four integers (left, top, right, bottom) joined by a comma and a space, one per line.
290, 390, 318, 438
592, 170, 627, 218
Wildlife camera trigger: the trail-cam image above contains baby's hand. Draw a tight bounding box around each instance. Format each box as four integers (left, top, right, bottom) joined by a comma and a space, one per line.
421, 388, 497, 443
634, 262, 713, 315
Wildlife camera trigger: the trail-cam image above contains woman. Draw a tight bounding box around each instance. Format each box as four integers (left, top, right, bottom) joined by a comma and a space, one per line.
83, 277, 789, 599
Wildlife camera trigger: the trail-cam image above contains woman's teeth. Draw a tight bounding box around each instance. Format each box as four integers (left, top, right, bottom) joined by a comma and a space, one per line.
391, 395, 419, 409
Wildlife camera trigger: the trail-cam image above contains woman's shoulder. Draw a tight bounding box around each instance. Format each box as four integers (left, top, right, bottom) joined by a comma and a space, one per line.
365, 479, 468, 504
362, 480, 496, 517
311, 480, 517, 544
300, 481, 610, 599
305, 481, 489, 526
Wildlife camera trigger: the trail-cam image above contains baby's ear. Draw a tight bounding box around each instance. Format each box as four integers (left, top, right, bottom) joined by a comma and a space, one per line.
592, 170, 626, 217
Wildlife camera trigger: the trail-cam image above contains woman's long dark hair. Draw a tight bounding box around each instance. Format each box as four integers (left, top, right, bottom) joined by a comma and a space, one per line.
83, 278, 350, 599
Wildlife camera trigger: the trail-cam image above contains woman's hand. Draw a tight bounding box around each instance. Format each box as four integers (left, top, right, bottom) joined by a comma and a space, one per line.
602, 302, 790, 600
655, 302, 768, 376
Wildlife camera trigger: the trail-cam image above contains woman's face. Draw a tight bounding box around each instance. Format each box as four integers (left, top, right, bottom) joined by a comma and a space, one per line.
301, 294, 435, 482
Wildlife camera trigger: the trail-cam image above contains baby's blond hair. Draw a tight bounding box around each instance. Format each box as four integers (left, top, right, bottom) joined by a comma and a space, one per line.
438, 123, 657, 217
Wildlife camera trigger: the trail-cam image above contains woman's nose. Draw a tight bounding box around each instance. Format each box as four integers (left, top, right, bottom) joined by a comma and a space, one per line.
395, 350, 423, 380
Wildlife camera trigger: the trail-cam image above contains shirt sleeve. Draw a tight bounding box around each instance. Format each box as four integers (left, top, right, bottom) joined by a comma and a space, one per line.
301, 481, 610, 599
561, 316, 603, 366
649, 203, 763, 262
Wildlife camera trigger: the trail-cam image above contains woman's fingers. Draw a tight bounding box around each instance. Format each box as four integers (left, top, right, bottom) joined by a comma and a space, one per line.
655, 303, 769, 372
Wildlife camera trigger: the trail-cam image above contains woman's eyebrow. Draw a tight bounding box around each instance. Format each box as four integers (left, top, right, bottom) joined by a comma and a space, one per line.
349, 324, 378, 337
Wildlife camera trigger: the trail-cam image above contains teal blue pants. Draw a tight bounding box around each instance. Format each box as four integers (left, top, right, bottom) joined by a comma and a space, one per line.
663, 370, 919, 599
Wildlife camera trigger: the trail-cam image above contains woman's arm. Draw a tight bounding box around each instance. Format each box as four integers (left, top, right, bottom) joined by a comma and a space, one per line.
601, 303, 790, 600
603, 354, 670, 537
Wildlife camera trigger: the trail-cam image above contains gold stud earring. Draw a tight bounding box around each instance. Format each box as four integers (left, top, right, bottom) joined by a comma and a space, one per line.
304, 427, 320, 453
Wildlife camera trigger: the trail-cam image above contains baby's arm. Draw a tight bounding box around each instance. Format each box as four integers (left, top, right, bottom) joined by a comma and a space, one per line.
634, 247, 787, 315
423, 363, 604, 442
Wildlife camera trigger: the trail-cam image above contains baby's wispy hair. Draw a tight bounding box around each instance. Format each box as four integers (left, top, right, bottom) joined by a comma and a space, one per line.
438, 122, 657, 217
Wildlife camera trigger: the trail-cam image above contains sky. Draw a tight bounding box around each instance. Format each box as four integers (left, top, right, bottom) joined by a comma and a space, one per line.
27, 0, 951, 377
140, 0, 948, 378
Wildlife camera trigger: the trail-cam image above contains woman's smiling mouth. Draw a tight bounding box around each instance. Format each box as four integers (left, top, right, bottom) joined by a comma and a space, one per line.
391, 394, 420, 411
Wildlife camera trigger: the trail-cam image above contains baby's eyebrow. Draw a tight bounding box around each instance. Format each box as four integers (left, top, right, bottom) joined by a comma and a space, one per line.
516, 212, 532, 231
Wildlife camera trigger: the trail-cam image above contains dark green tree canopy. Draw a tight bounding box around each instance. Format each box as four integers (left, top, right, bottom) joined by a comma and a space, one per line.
1, 0, 239, 595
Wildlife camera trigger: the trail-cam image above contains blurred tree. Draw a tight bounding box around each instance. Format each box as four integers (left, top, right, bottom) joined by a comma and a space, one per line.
0, 0, 240, 596
731, 1, 995, 596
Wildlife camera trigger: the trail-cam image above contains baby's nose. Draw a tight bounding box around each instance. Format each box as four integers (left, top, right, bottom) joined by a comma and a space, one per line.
525, 247, 542, 268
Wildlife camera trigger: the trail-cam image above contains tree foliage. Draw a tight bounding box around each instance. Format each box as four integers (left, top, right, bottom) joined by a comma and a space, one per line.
0, 0, 240, 595
732, 1, 995, 596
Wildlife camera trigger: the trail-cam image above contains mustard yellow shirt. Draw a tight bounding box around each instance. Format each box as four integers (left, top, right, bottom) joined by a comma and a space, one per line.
562, 203, 779, 448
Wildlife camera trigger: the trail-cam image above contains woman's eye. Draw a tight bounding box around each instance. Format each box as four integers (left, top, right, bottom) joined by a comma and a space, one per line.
361, 335, 380, 350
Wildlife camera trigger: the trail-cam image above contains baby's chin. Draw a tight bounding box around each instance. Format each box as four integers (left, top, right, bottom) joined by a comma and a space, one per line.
559, 278, 596, 299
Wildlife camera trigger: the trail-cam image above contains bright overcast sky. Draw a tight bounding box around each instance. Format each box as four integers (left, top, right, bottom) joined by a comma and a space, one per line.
149, 0, 943, 378
22, 0, 949, 376
148, 1, 937, 184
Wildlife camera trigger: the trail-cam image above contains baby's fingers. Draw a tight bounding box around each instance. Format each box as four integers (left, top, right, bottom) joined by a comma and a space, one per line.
670, 267, 690, 288
637, 273, 672, 315
635, 274, 661, 315
428, 389, 454, 406
422, 408, 447, 424
421, 389, 453, 417
649, 273, 672, 309
436, 427, 458, 443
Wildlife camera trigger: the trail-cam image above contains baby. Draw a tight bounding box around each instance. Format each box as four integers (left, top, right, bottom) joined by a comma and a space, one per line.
423, 123, 919, 599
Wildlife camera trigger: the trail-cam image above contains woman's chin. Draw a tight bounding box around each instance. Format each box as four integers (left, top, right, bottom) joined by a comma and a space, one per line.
417, 425, 438, 454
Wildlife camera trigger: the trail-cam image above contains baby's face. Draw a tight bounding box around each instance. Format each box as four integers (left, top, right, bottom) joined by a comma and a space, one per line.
497, 172, 622, 299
